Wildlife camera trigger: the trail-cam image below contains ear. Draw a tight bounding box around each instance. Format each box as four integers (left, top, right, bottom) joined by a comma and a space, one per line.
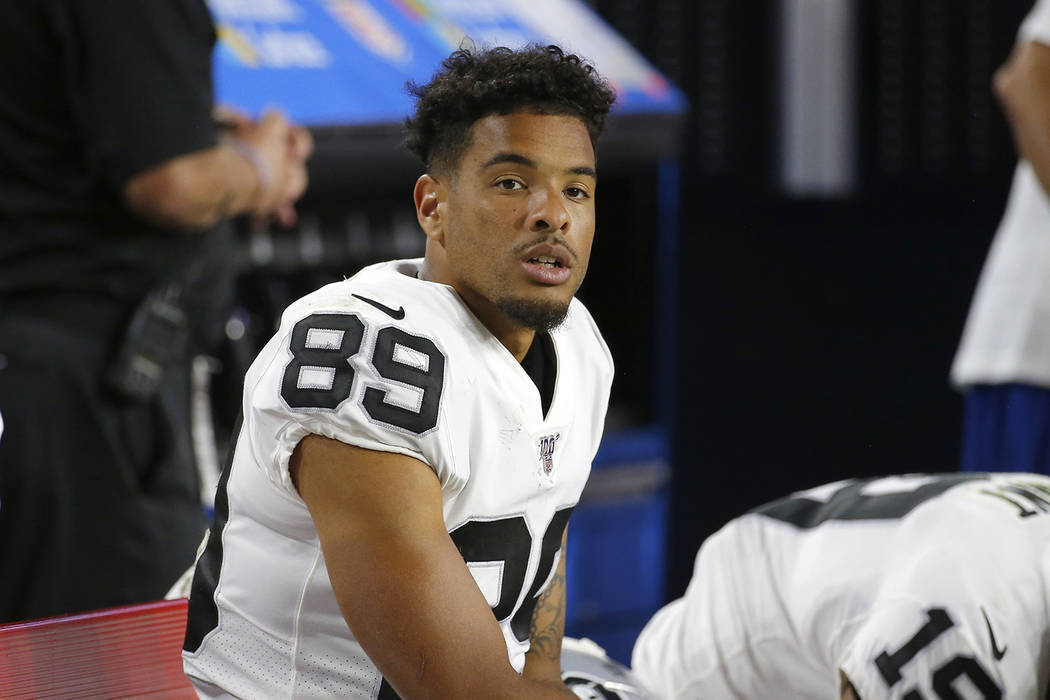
414, 174, 445, 245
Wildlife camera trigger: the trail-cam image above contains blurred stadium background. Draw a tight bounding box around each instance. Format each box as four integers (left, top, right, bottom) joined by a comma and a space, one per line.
197, 0, 1033, 663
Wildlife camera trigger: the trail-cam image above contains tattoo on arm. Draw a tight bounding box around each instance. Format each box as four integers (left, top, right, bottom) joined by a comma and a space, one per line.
529, 566, 566, 662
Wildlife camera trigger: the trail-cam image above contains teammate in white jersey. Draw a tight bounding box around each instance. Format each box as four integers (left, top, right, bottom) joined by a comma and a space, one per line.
632, 473, 1050, 699
952, 0, 1050, 474
182, 44, 617, 699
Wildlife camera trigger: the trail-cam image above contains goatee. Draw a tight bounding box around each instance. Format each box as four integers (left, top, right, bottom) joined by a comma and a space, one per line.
497, 297, 570, 332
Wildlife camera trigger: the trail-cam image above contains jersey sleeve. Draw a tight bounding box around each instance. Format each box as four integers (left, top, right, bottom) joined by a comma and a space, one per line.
565, 298, 615, 457
240, 293, 460, 498
1020, 0, 1050, 46
840, 598, 1005, 700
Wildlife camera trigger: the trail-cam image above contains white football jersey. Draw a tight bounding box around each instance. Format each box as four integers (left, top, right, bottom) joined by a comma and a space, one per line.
632, 473, 1050, 700
182, 259, 614, 699
951, 0, 1050, 389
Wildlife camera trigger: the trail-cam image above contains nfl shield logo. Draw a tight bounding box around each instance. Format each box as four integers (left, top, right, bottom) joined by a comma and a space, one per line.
537, 433, 561, 476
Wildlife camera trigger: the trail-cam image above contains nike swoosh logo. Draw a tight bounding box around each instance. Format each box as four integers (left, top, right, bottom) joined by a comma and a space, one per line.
981, 607, 1007, 661
352, 293, 405, 320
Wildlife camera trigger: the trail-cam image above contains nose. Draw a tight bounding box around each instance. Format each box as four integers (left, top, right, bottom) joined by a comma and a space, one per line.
527, 186, 569, 233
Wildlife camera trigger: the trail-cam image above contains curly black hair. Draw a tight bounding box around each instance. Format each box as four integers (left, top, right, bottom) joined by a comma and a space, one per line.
404, 44, 617, 174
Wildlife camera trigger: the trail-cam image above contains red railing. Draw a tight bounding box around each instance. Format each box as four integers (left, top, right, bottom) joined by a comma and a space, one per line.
0, 598, 195, 699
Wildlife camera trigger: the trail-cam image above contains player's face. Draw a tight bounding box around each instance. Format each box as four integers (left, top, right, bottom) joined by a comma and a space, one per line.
437, 111, 597, 333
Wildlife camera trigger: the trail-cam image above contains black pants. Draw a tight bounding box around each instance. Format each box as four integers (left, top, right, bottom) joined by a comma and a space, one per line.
0, 310, 206, 623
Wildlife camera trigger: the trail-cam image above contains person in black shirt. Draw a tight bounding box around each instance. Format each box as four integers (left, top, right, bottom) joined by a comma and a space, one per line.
0, 0, 312, 622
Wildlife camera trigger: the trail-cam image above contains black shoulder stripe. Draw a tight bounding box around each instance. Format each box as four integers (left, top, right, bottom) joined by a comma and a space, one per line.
754, 473, 984, 528
183, 414, 241, 653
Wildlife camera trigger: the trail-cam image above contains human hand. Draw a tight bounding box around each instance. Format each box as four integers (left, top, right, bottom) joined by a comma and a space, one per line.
231, 110, 312, 227
272, 124, 314, 227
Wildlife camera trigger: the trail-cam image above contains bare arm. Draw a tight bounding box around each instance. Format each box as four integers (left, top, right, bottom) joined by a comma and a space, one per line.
123, 111, 312, 230
994, 39, 1050, 197
839, 670, 861, 700
291, 434, 578, 699
522, 527, 570, 689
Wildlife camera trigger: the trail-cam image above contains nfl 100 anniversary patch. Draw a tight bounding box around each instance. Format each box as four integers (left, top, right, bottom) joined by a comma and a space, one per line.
537, 432, 561, 482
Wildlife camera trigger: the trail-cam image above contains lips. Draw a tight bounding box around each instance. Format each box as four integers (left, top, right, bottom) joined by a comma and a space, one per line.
521, 243, 573, 285
522, 243, 572, 269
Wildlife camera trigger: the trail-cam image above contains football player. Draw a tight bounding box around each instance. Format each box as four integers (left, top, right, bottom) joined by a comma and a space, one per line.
182, 44, 617, 698
953, 0, 1050, 476
632, 473, 1050, 699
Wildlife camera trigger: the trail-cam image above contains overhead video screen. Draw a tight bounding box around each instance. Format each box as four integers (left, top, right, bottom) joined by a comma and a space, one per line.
206, 0, 686, 126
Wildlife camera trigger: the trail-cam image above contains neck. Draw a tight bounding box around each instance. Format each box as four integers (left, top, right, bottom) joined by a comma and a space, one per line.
458, 285, 537, 362
419, 258, 536, 361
